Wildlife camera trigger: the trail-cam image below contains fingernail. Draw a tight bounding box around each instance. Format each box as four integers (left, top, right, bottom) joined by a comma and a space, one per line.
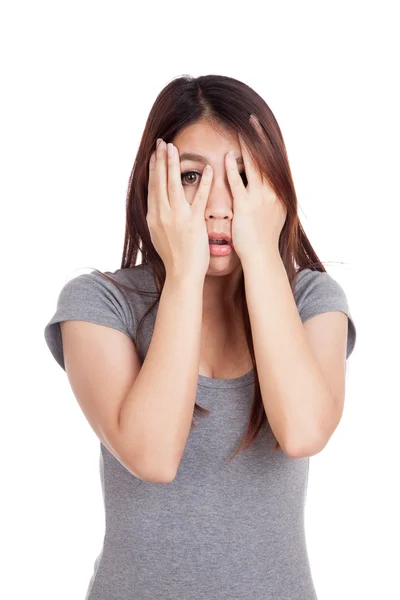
167, 143, 174, 158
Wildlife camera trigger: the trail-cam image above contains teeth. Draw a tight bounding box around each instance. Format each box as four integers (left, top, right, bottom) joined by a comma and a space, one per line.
209, 239, 227, 244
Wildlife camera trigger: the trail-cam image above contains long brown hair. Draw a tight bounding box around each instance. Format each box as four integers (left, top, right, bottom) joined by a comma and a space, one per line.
89, 74, 331, 460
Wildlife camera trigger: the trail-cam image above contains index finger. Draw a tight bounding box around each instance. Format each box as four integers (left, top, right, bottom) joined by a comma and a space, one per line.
166, 143, 188, 211
147, 139, 165, 219
237, 132, 263, 188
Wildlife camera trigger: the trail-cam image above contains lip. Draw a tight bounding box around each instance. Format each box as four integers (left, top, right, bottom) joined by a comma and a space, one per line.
207, 231, 232, 244
209, 243, 233, 257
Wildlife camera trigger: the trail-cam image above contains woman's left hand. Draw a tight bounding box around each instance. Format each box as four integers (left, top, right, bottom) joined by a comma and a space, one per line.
227, 115, 287, 263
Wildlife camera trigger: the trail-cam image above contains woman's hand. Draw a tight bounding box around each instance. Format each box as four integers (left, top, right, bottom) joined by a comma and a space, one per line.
227, 115, 287, 263
146, 139, 214, 282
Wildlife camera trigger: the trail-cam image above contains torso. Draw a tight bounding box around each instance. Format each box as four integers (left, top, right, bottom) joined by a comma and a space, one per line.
198, 319, 253, 379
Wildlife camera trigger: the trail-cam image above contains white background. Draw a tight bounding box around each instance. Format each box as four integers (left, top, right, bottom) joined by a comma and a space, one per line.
1, 1, 399, 598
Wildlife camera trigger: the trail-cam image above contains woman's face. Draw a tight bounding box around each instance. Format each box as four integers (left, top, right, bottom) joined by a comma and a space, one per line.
172, 119, 246, 276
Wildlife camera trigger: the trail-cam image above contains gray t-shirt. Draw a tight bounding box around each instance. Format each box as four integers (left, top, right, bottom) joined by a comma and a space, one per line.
44, 264, 356, 600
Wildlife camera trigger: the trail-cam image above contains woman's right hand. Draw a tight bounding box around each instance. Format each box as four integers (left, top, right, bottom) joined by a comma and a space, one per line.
146, 138, 213, 282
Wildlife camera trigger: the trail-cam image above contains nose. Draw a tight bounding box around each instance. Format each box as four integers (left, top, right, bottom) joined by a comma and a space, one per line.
204, 177, 233, 222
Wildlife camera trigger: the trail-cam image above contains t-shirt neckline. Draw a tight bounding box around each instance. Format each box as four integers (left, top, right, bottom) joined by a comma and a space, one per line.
197, 367, 255, 388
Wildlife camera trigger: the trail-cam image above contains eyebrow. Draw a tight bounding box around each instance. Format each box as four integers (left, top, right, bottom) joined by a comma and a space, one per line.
179, 152, 244, 166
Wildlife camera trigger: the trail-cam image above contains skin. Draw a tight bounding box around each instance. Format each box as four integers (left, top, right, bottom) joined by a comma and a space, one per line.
172, 119, 246, 328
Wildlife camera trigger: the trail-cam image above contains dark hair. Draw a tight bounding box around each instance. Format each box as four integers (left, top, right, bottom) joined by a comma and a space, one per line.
87, 74, 340, 460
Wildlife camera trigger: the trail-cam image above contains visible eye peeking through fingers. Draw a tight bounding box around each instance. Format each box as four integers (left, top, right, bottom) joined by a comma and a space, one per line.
181, 170, 248, 187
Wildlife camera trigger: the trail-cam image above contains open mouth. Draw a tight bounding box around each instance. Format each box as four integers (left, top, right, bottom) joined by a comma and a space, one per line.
208, 239, 230, 245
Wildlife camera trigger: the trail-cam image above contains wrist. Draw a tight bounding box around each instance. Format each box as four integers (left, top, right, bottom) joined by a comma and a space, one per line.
240, 245, 282, 270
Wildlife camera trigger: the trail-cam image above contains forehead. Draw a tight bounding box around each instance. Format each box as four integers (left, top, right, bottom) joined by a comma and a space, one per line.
172, 120, 240, 155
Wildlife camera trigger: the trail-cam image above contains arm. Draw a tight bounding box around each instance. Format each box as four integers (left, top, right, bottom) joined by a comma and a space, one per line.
242, 250, 337, 458
118, 273, 204, 481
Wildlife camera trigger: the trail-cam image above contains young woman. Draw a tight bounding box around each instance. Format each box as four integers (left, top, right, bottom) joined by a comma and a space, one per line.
44, 74, 356, 600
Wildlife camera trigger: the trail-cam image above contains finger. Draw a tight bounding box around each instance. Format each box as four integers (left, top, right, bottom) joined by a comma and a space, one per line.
226, 151, 247, 200
154, 139, 171, 218
238, 132, 262, 188
192, 164, 214, 217
166, 142, 187, 212
147, 148, 158, 219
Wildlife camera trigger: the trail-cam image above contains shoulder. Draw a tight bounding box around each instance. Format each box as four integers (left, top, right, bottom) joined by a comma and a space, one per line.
54, 263, 156, 302
44, 263, 156, 371
294, 267, 348, 311
294, 267, 357, 359
100, 263, 157, 289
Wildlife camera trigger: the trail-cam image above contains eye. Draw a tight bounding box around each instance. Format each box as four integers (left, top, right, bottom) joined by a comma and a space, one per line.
181, 170, 248, 187
180, 170, 200, 186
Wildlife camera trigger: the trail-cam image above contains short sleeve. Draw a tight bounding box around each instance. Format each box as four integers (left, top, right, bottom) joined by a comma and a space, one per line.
295, 269, 357, 359
44, 272, 134, 371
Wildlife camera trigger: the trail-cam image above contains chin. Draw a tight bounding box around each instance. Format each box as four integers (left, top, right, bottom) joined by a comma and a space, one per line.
207, 256, 240, 272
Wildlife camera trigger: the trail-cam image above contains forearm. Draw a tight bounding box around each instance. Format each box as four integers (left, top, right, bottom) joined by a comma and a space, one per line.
242, 251, 334, 457
119, 274, 204, 481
